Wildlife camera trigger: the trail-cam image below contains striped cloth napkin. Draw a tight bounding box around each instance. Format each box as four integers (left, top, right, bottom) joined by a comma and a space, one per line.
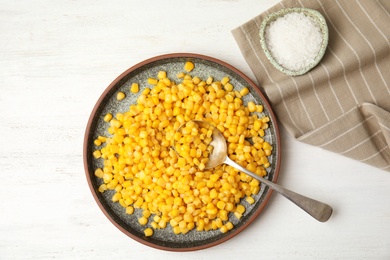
232, 0, 390, 172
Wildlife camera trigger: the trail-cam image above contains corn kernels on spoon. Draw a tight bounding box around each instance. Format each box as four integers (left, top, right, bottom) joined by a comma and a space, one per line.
175, 120, 333, 222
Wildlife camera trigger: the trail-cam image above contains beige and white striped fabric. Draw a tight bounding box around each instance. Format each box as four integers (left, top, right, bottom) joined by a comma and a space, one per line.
232, 0, 390, 172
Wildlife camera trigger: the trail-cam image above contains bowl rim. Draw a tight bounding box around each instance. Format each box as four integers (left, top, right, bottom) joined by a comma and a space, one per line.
259, 7, 329, 76
83, 53, 282, 251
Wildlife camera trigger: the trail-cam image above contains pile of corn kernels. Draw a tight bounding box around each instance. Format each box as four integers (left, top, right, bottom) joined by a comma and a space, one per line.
92, 61, 272, 237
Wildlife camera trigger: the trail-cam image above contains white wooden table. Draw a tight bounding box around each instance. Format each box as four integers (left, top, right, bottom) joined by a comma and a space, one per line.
1, 1, 389, 259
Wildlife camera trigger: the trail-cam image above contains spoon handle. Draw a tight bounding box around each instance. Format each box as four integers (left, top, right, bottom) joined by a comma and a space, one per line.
224, 157, 333, 222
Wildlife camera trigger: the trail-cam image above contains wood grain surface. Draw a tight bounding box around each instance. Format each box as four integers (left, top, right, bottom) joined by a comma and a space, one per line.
1, 1, 389, 259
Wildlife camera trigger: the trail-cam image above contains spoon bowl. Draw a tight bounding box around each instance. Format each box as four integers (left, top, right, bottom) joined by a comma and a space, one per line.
175, 120, 333, 222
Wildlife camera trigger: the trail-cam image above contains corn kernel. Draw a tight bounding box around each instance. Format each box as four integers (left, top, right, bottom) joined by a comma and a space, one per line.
246, 196, 255, 204
97, 136, 106, 143
234, 212, 242, 220
216, 201, 226, 210
224, 83, 233, 92
159, 219, 167, 228
139, 216, 148, 225
184, 61, 195, 72
116, 92, 125, 101
112, 192, 122, 202
94, 168, 104, 178
130, 83, 139, 93
236, 204, 246, 214
98, 184, 107, 193
126, 206, 134, 215
103, 113, 112, 122
143, 209, 151, 218
158, 71, 167, 79
144, 228, 153, 237
240, 87, 249, 96
94, 139, 102, 146
93, 150, 101, 159
220, 225, 228, 233
147, 78, 158, 85
221, 76, 230, 85
226, 221, 234, 230
247, 101, 256, 112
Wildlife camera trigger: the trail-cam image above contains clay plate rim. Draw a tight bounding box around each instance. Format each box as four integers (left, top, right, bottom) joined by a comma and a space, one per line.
83, 53, 281, 251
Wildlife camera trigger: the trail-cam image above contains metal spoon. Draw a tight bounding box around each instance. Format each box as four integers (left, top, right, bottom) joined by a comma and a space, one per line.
176, 120, 333, 222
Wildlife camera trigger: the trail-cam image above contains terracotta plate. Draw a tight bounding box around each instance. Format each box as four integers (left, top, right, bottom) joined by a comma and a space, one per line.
83, 53, 281, 251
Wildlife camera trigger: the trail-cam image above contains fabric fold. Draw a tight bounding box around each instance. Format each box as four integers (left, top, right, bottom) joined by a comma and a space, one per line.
298, 103, 390, 170
232, 0, 390, 172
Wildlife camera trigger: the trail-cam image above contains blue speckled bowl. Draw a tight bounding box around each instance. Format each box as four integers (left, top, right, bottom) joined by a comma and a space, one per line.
83, 53, 281, 251
259, 8, 329, 76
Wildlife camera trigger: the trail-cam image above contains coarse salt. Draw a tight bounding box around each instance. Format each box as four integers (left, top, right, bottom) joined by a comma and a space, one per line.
265, 12, 323, 72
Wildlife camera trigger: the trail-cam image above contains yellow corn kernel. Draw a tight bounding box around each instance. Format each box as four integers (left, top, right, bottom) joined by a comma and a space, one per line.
173, 226, 181, 234
181, 227, 190, 234
134, 197, 143, 207
119, 199, 127, 208
247, 101, 256, 113
240, 87, 249, 96
126, 206, 134, 215
158, 219, 167, 228
142, 209, 151, 218
263, 141, 272, 150
220, 225, 228, 233
221, 76, 230, 86
98, 184, 107, 193
138, 216, 148, 225
158, 71, 167, 79
262, 116, 270, 123
103, 113, 113, 122
253, 120, 262, 131
144, 228, 153, 237
151, 221, 158, 229
192, 76, 201, 84
224, 83, 233, 92
142, 88, 151, 95
178, 220, 187, 229
97, 136, 106, 143
226, 221, 234, 230
187, 222, 195, 231
112, 192, 121, 202
147, 78, 158, 85
177, 157, 186, 167
246, 196, 255, 204
116, 92, 125, 101
225, 202, 234, 212
184, 61, 194, 72
130, 83, 139, 93
93, 150, 101, 159
216, 201, 226, 210
102, 173, 112, 183
94, 168, 104, 178
236, 204, 246, 214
